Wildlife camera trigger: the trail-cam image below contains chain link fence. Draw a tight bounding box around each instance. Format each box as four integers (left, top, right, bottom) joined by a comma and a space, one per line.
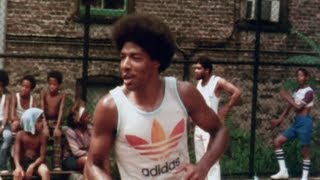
0, 0, 319, 178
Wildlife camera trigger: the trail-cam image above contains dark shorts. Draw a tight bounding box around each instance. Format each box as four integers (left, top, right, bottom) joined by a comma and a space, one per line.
21, 159, 37, 171
282, 115, 313, 145
62, 156, 78, 171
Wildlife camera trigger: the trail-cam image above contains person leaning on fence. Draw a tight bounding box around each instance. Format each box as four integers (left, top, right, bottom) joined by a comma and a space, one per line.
84, 13, 229, 180
40, 70, 65, 171
0, 70, 13, 175
193, 55, 241, 180
13, 108, 49, 180
270, 68, 314, 180
62, 100, 92, 172
11, 75, 37, 134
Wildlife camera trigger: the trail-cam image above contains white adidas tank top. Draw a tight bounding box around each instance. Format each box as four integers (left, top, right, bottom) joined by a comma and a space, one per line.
110, 77, 190, 179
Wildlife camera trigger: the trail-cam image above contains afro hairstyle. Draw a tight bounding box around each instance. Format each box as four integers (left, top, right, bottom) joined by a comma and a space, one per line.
112, 13, 176, 72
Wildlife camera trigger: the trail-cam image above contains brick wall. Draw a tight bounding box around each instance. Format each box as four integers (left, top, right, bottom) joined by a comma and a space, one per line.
3, 0, 320, 142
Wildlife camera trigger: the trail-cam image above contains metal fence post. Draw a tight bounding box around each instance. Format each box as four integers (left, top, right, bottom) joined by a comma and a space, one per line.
82, 0, 91, 101
249, 0, 262, 177
0, 0, 8, 69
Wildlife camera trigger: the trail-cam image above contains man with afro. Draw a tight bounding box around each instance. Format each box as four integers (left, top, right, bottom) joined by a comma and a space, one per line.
85, 14, 228, 180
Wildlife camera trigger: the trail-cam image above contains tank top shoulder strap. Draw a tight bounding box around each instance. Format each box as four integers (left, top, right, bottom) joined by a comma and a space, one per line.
209, 75, 221, 90
109, 87, 127, 135
0, 94, 6, 107
16, 93, 22, 109
30, 95, 33, 107
164, 76, 188, 114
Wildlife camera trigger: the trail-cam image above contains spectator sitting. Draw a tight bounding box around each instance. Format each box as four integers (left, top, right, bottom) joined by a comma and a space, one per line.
62, 100, 92, 172
13, 108, 49, 180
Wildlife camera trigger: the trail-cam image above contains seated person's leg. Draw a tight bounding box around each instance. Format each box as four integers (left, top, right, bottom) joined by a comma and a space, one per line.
62, 156, 78, 171
37, 163, 50, 180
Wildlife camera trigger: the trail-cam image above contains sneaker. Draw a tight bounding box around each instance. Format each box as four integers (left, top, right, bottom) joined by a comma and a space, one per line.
270, 169, 289, 179
0, 170, 9, 174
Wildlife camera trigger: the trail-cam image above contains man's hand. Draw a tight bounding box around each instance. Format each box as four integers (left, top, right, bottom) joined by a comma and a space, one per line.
14, 166, 25, 178
173, 163, 207, 180
280, 90, 291, 100
54, 128, 62, 138
270, 119, 282, 129
25, 164, 35, 179
43, 127, 49, 138
218, 106, 230, 122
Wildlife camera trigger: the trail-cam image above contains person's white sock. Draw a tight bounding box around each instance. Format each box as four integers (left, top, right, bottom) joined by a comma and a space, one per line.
275, 149, 287, 171
302, 159, 311, 179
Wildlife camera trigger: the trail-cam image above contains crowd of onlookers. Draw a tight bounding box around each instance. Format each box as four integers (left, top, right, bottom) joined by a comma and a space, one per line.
0, 70, 91, 180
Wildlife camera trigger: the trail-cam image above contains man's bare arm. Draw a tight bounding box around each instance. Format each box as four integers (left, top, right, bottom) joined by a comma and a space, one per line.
280, 90, 309, 111
14, 132, 22, 169
271, 104, 292, 128
2, 95, 10, 127
178, 81, 229, 178
39, 91, 48, 130
56, 94, 65, 129
217, 78, 241, 120
84, 95, 117, 180
30, 135, 47, 168
10, 95, 18, 122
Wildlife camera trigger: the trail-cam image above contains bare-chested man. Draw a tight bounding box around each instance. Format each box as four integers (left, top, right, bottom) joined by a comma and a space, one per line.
40, 70, 65, 170
13, 108, 49, 180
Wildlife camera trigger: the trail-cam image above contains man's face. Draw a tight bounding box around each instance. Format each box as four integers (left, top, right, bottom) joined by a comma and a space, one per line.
296, 70, 307, 86
35, 115, 44, 133
193, 63, 206, 80
48, 77, 60, 93
20, 80, 32, 97
120, 42, 160, 91
79, 111, 90, 125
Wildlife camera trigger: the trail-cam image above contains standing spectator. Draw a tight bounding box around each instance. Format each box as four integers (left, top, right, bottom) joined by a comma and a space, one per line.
270, 68, 314, 180
193, 55, 241, 180
40, 70, 65, 170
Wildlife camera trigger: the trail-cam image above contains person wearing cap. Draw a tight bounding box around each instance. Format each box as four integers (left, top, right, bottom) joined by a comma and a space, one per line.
13, 108, 49, 180
62, 100, 92, 172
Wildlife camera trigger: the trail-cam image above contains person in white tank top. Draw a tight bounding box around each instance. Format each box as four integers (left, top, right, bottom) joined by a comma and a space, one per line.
11, 75, 37, 134
85, 14, 229, 180
0, 70, 13, 174
193, 55, 241, 180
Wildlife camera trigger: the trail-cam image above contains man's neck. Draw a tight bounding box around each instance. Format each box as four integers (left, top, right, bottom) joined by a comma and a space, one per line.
129, 77, 165, 111
48, 90, 59, 96
201, 74, 211, 86
298, 84, 308, 89
20, 93, 31, 99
